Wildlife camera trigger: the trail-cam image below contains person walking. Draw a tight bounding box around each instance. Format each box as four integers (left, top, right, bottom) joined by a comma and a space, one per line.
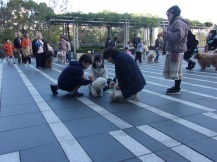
13, 32, 23, 63
135, 40, 143, 63
184, 29, 198, 70
154, 35, 162, 63
161, 5, 188, 95
3, 39, 16, 65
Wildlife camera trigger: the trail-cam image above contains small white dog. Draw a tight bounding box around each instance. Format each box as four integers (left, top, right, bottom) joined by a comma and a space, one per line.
57, 51, 66, 64
90, 77, 107, 97
147, 53, 155, 63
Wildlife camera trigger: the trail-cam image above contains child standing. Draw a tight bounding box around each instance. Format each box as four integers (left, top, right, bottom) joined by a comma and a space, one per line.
50, 54, 94, 97
3, 39, 16, 65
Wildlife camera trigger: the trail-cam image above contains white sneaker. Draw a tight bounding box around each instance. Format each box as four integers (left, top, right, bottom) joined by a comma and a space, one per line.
25, 64, 27, 67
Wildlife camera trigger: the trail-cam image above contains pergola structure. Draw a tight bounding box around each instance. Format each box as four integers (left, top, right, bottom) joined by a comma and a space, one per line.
48, 16, 167, 58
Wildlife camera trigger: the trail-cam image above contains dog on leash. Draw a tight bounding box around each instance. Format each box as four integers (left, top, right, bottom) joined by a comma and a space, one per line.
194, 50, 217, 70
147, 53, 155, 63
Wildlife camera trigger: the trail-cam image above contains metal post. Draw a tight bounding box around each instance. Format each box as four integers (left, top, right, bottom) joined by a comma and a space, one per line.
73, 23, 76, 59
76, 21, 79, 49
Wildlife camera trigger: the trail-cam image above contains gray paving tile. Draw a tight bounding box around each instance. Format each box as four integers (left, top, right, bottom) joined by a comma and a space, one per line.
54, 106, 98, 121
186, 138, 217, 161
140, 95, 176, 107
114, 109, 168, 126
47, 98, 85, 110
122, 158, 142, 162
63, 116, 118, 138
192, 98, 217, 110
124, 127, 167, 152
1, 96, 35, 107
1, 89, 31, 98
20, 143, 69, 162
183, 114, 217, 132
0, 103, 39, 117
78, 133, 134, 162
0, 125, 57, 155
150, 120, 208, 144
1, 81, 25, 89
0, 112, 47, 132
154, 103, 206, 118
86, 93, 142, 113
155, 148, 189, 162
168, 92, 205, 101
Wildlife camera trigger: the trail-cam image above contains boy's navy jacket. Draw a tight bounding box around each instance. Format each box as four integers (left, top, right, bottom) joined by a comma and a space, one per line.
58, 61, 91, 87
112, 51, 146, 99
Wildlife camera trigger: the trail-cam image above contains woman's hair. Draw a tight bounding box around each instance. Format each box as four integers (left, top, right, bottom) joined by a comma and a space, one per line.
103, 47, 116, 60
35, 32, 43, 39
92, 54, 104, 68
167, 5, 181, 24
79, 54, 92, 64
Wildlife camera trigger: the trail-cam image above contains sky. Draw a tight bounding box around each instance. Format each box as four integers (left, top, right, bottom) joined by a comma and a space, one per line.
36, 0, 216, 24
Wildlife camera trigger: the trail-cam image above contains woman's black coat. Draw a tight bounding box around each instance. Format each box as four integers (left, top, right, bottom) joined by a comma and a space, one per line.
112, 51, 146, 99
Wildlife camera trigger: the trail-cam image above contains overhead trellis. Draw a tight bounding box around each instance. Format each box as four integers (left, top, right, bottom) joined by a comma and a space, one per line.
48, 11, 162, 28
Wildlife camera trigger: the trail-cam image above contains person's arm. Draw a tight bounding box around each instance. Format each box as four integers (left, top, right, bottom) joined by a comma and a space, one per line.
77, 70, 92, 86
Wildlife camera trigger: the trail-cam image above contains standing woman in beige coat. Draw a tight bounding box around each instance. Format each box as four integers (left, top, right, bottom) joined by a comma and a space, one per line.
161, 5, 188, 95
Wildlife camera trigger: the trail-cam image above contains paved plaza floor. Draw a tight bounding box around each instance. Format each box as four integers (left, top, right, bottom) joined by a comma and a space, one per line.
0, 55, 217, 162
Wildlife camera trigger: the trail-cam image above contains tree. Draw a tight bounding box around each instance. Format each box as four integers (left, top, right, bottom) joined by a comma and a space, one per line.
0, 0, 60, 43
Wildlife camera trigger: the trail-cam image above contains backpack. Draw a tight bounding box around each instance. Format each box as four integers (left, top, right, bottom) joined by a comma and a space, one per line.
187, 30, 198, 51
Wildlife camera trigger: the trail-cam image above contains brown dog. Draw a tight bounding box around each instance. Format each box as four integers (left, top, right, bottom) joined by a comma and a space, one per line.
194, 50, 217, 70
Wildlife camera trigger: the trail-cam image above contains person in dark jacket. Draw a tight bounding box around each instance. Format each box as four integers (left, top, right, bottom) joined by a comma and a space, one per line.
14, 32, 23, 63
32, 32, 48, 68
50, 54, 93, 97
103, 47, 146, 101
184, 29, 198, 70
154, 35, 163, 63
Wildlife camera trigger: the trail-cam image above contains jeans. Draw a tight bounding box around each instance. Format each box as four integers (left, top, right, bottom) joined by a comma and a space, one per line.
155, 49, 160, 61
66, 50, 72, 62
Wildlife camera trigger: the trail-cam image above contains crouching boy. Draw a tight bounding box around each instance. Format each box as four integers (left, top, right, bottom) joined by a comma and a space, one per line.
50, 54, 93, 97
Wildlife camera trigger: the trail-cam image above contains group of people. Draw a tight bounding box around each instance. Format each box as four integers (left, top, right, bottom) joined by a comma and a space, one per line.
3, 32, 54, 68
50, 5, 192, 99
50, 48, 146, 101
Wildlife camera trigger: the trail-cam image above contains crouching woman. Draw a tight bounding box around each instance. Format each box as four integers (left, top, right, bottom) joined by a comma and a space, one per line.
103, 47, 146, 101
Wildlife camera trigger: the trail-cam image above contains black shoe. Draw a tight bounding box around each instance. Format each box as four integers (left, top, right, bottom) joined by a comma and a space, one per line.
166, 88, 181, 95
191, 62, 196, 69
68, 91, 84, 97
50, 84, 58, 95
186, 67, 191, 70
167, 86, 175, 91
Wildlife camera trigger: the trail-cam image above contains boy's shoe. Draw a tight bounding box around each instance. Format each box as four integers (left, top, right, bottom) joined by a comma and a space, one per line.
166, 88, 181, 95
50, 84, 58, 95
68, 91, 84, 97
191, 62, 196, 69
